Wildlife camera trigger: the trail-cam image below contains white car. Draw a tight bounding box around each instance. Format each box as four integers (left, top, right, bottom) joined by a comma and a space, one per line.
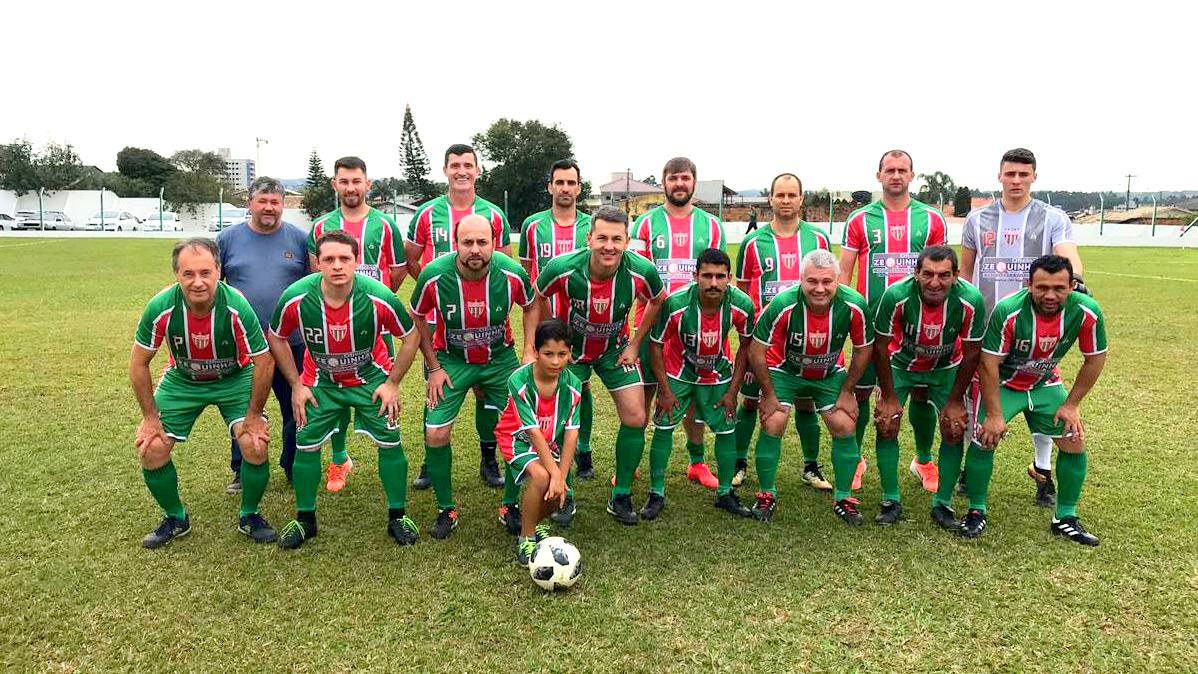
0, 213, 16, 230
141, 211, 182, 231
87, 211, 140, 231
207, 208, 247, 232
18, 210, 79, 230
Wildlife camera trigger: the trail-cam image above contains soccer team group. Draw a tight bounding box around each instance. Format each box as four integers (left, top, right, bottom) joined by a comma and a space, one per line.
130, 145, 1108, 564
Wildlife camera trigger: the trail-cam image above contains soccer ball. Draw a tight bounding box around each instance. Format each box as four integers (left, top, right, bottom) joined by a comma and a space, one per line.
528, 536, 582, 591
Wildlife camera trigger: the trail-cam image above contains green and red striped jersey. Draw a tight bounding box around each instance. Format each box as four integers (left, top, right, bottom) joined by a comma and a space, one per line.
135, 282, 268, 383
842, 200, 948, 308
409, 252, 534, 363
518, 209, 592, 321
495, 363, 583, 461
982, 289, 1107, 392
874, 277, 986, 372
534, 249, 664, 363
306, 207, 404, 290
630, 205, 725, 326
753, 285, 873, 380
736, 222, 832, 313
405, 195, 510, 266
650, 283, 756, 385
270, 273, 415, 388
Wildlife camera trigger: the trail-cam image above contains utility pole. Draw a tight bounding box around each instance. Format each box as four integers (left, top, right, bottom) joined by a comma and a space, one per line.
1125, 173, 1136, 211
255, 138, 270, 176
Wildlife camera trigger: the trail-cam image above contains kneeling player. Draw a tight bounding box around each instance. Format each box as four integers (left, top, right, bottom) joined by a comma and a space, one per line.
130, 238, 275, 548
646, 248, 757, 519
496, 320, 583, 564
963, 255, 1107, 545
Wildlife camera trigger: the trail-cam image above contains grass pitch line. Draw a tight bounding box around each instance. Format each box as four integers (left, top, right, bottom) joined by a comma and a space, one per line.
1087, 270, 1198, 283
0, 240, 65, 251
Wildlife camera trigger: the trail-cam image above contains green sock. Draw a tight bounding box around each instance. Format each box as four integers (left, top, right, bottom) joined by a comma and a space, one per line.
854, 397, 871, 447
475, 398, 497, 445
502, 462, 520, 506
578, 388, 593, 455
238, 460, 269, 517
649, 429, 674, 496
964, 443, 995, 512
293, 450, 321, 513
735, 403, 756, 461
143, 461, 185, 519
612, 425, 645, 496
714, 432, 736, 496
685, 440, 704, 464
933, 441, 964, 508
753, 433, 782, 495
795, 409, 821, 464
910, 400, 937, 464
876, 436, 900, 503
425, 444, 455, 510
831, 436, 861, 501
330, 409, 351, 465
377, 445, 409, 510
1055, 451, 1087, 519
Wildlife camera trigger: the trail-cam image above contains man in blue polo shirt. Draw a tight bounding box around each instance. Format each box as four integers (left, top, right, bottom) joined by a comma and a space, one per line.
218, 176, 311, 488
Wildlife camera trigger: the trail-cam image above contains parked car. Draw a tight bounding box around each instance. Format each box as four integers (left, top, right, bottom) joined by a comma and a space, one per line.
0, 213, 15, 230
141, 211, 183, 231
86, 210, 140, 232
207, 208, 248, 232
16, 210, 77, 230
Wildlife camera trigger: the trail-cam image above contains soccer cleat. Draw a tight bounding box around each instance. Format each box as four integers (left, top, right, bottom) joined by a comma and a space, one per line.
480, 454, 504, 488
851, 458, 868, 491
412, 463, 431, 490
277, 518, 317, 550
731, 458, 749, 487
909, 458, 939, 493
606, 494, 639, 525
686, 463, 719, 490
142, 515, 191, 549
326, 457, 354, 493
1050, 516, 1100, 547
1028, 464, 1057, 508
238, 513, 277, 543
930, 504, 960, 531
833, 498, 864, 526
714, 491, 754, 518
751, 491, 777, 521
610, 468, 641, 488
534, 522, 552, 543
388, 515, 419, 546
959, 509, 987, 539
515, 537, 537, 565
498, 504, 522, 535
801, 463, 833, 491
225, 475, 242, 494
549, 494, 576, 526
429, 508, 459, 540
874, 500, 903, 525
640, 493, 666, 520
575, 452, 595, 480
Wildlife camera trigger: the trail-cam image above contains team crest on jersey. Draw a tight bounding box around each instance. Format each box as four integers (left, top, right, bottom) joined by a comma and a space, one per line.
701, 330, 719, 348
538, 416, 553, 433
1037, 335, 1058, 352
808, 332, 828, 349
923, 324, 942, 340
982, 231, 997, 247
190, 333, 209, 349
890, 226, 905, 239
1004, 230, 1020, 245
592, 297, 610, 313
467, 300, 486, 319
781, 253, 797, 270
556, 241, 573, 255
329, 323, 349, 342
673, 232, 688, 247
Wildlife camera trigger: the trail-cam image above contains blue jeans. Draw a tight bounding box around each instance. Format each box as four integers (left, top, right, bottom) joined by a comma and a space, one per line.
230, 341, 305, 480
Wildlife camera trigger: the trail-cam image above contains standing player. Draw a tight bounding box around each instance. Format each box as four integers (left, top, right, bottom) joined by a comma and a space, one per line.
647, 249, 757, 519
839, 150, 948, 489
960, 148, 1086, 506
405, 143, 512, 491
130, 238, 275, 547
630, 157, 726, 490
961, 255, 1106, 545
306, 157, 406, 495
735, 172, 832, 491
748, 249, 874, 525
535, 206, 665, 526
409, 215, 538, 540
268, 231, 422, 549
871, 246, 986, 526
496, 320, 583, 564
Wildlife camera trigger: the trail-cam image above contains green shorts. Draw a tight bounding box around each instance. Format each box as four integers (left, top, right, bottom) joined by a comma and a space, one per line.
971, 382, 1068, 441
508, 445, 561, 485
890, 367, 958, 414
855, 362, 877, 390
298, 379, 401, 450
568, 347, 643, 392
639, 338, 657, 385
424, 348, 519, 428
767, 368, 846, 413
155, 368, 254, 442
654, 378, 737, 434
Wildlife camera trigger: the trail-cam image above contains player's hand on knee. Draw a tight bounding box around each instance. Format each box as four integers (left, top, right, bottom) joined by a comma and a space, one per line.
292, 385, 316, 429
616, 344, 638, 367
426, 368, 453, 408
940, 400, 968, 443
874, 395, 902, 436
546, 473, 567, 506
979, 417, 1007, 449
1054, 403, 1085, 443
713, 392, 738, 422
372, 380, 401, 422
757, 393, 781, 420
835, 391, 860, 422
135, 416, 169, 452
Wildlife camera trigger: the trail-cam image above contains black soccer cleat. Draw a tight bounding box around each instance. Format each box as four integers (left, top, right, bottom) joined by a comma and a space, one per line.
388, 515, 419, 546
142, 515, 191, 549
498, 504, 522, 535
959, 509, 987, 539
751, 491, 777, 521
606, 494, 639, 525
515, 537, 537, 565
238, 513, 277, 543
277, 518, 317, 550
429, 508, 459, 540
930, 504, 960, 531
549, 494, 576, 526
480, 454, 504, 488
639, 493, 666, 521
575, 452, 595, 480
1028, 464, 1057, 508
412, 463, 431, 490
1050, 516, 1100, 547
225, 475, 242, 494
714, 491, 753, 518
833, 498, 864, 526
874, 500, 903, 526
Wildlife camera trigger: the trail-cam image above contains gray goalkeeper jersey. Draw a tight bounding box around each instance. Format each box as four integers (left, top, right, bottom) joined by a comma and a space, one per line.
961, 198, 1075, 314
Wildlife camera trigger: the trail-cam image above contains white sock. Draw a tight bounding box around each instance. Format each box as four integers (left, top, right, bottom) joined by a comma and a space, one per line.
1032, 433, 1054, 471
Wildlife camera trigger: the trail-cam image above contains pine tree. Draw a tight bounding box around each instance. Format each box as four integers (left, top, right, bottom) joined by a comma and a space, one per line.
302, 150, 335, 218
400, 105, 438, 204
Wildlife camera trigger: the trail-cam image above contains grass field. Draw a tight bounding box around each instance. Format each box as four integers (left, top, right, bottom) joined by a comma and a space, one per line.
1, 239, 1196, 673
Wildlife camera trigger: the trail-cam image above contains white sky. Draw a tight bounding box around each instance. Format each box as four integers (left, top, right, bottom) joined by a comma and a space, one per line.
6, 1, 1193, 194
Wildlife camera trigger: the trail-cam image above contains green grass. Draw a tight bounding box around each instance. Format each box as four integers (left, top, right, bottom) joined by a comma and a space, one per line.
1, 239, 1196, 673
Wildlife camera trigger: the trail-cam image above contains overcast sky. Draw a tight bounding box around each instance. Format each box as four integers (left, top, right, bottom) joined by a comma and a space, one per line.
6, 1, 1192, 194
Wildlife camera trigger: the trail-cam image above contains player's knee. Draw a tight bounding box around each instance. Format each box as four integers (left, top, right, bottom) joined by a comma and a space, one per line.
138, 440, 172, 468
876, 425, 899, 441
425, 426, 452, 447
761, 411, 788, 436
525, 462, 549, 490
618, 406, 647, 428
1055, 437, 1085, 454
824, 411, 855, 438
238, 439, 268, 465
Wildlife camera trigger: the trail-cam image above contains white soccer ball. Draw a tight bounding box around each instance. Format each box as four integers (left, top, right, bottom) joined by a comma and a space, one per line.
528, 536, 582, 591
